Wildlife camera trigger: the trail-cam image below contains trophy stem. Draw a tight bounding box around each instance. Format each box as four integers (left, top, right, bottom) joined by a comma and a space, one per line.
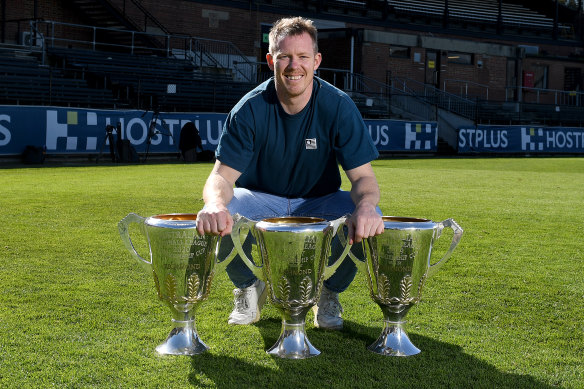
367, 320, 421, 357
267, 320, 320, 359
155, 318, 209, 356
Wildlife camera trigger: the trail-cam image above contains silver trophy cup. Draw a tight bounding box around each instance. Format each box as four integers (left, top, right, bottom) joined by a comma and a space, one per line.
231, 215, 351, 359
346, 216, 463, 356
118, 213, 235, 355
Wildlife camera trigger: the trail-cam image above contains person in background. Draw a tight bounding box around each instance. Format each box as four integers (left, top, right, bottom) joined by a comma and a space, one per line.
179, 121, 204, 162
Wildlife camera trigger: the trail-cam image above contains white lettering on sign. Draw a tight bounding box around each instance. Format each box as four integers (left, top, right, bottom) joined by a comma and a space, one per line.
368, 124, 390, 146
459, 128, 508, 149
0, 115, 11, 146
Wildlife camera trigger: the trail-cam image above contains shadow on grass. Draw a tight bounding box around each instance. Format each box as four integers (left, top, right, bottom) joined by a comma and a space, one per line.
188, 318, 554, 388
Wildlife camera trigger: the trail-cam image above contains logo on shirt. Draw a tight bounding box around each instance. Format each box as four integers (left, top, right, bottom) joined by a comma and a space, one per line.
305, 138, 317, 150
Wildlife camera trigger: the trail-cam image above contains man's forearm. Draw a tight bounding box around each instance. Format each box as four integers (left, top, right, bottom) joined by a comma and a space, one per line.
350, 175, 380, 209
202, 172, 234, 209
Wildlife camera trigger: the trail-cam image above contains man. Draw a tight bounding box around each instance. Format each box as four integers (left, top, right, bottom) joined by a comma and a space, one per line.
196, 17, 384, 330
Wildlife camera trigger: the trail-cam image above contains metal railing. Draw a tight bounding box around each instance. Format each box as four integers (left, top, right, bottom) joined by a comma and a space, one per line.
28, 22, 46, 65
441, 77, 584, 108
316, 70, 437, 120
246, 65, 436, 120
1, 19, 45, 54
392, 76, 477, 119
119, 0, 171, 35
506, 86, 583, 106
190, 37, 257, 82
15, 19, 582, 124
31, 20, 258, 82
443, 78, 489, 100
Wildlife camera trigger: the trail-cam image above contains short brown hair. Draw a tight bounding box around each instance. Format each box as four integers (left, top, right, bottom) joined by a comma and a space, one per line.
268, 17, 318, 54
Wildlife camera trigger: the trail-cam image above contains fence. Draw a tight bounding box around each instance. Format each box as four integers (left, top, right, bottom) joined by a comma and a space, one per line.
506, 86, 584, 106
29, 20, 258, 83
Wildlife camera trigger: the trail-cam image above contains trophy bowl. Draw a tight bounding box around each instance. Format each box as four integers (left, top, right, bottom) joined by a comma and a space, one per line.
346, 216, 463, 356
118, 213, 234, 355
231, 215, 351, 359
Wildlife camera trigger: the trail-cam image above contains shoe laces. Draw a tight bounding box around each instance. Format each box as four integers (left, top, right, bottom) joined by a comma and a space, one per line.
233, 288, 251, 312
320, 289, 343, 316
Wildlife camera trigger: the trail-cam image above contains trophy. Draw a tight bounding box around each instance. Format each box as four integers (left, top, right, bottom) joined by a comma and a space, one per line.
345, 216, 463, 356
118, 213, 236, 355
231, 215, 352, 359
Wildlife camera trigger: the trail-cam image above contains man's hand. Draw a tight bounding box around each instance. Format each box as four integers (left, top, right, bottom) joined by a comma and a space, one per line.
196, 204, 233, 237
347, 202, 384, 244
197, 161, 241, 237
345, 163, 384, 244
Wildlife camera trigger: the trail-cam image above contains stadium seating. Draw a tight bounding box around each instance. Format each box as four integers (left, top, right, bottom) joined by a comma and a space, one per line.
0, 51, 115, 107
0, 1, 580, 126
386, 0, 557, 30
0, 45, 255, 112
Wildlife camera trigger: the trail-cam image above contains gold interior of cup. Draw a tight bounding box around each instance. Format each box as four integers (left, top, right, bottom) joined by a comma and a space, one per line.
153, 213, 198, 221
262, 216, 326, 224
382, 216, 430, 223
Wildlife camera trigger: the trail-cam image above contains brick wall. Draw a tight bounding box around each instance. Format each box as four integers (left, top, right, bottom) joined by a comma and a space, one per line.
117, 1, 285, 62
2, 0, 79, 44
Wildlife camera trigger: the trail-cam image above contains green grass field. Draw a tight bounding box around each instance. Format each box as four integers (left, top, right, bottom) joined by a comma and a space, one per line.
1, 157, 583, 388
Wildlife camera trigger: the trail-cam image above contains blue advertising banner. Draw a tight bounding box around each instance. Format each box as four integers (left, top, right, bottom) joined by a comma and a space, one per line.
0, 106, 224, 156
0, 106, 438, 156
366, 120, 438, 152
458, 125, 584, 153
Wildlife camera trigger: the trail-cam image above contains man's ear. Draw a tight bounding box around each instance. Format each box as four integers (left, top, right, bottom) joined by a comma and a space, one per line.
266, 53, 274, 70
314, 52, 322, 71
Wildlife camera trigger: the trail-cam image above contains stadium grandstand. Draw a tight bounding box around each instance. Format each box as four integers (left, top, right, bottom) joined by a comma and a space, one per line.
1, 0, 583, 154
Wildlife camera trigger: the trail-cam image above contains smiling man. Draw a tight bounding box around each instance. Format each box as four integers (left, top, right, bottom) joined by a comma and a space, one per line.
269, 27, 321, 114
196, 17, 384, 329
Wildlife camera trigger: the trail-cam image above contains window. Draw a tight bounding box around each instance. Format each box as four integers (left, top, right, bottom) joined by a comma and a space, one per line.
533, 65, 549, 89
564, 68, 582, 91
447, 52, 473, 65
389, 46, 410, 58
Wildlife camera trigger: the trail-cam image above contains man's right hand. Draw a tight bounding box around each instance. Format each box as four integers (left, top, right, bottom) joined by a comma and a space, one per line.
196, 204, 234, 237
197, 160, 242, 237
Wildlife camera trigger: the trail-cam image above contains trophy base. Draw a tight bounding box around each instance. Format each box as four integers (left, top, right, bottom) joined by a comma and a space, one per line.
267, 321, 320, 359
368, 320, 421, 357
155, 320, 209, 356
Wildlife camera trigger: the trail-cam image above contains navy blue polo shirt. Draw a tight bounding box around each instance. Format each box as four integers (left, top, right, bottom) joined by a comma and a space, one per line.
215, 77, 378, 198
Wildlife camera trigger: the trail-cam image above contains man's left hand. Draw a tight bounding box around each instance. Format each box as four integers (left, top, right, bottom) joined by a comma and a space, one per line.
347, 202, 384, 244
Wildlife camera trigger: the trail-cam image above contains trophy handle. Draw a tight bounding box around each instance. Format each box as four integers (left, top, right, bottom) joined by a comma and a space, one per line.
216, 237, 236, 271
118, 213, 151, 267
323, 216, 355, 279
230, 213, 264, 281
213, 214, 249, 271
333, 215, 368, 273
427, 218, 463, 278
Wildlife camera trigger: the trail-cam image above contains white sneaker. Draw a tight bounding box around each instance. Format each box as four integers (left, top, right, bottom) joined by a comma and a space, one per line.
313, 286, 344, 330
228, 279, 267, 325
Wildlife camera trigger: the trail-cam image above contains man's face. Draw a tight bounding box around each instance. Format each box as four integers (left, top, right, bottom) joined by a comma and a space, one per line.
267, 32, 322, 104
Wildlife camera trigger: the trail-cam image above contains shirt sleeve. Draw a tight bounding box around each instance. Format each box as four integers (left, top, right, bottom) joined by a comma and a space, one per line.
215, 108, 255, 174
334, 97, 379, 171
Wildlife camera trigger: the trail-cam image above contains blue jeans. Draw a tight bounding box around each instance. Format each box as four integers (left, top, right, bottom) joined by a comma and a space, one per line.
218, 188, 382, 293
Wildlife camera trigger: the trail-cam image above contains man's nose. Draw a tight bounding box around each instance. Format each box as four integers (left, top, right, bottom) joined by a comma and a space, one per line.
286, 57, 300, 68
